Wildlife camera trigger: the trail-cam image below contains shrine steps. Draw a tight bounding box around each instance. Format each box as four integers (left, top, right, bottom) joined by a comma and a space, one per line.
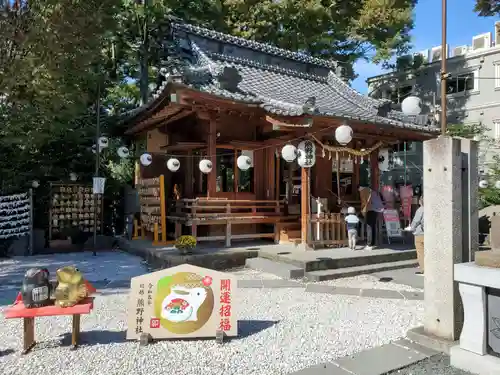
245, 247, 418, 281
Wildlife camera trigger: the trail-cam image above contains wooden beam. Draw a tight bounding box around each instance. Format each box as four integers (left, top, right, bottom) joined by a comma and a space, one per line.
207, 119, 217, 197
301, 167, 310, 246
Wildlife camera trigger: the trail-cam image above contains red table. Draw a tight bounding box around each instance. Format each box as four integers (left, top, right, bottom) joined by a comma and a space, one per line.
4, 293, 94, 354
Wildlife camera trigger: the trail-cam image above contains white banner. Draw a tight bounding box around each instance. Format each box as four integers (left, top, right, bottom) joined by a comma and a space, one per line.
93, 177, 106, 194
382, 209, 403, 239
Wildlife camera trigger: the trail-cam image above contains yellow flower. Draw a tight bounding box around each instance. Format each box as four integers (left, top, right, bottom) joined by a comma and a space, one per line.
175, 235, 197, 249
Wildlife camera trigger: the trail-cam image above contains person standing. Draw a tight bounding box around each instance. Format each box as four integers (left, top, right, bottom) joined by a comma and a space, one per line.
406, 196, 424, 273
359, 185, 384, 250
345, 206, 360, 250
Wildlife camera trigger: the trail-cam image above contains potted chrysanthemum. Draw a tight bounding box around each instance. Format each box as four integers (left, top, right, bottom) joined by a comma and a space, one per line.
174, 235, 197, 255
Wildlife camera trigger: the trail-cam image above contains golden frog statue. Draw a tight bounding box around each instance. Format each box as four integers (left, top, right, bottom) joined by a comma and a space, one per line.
54, 266, 88, 307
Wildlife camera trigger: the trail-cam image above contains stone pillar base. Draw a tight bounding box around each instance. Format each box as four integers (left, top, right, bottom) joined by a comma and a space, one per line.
406, 326, 458, 355
450, 345, 500, 375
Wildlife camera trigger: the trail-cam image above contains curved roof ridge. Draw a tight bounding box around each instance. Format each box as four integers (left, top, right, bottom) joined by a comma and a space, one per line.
171, 21, 338, 70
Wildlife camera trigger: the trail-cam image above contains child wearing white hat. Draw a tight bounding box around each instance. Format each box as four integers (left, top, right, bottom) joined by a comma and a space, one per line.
345, 206, 360, 250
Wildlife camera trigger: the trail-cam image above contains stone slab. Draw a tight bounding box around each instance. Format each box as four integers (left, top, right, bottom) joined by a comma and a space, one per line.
475, 250, 500, 268
400, 290, 424, 301
261, 279, 304, 288
245, 257, 304, 279
305, 284, 361, 296
333, 343, 428, 375
393, 338, 440, 357
359, 288, 404, 300
237, 279, 264, 288
450, 345, 500, 375
406, 326, 458, 355
288, 362, 351, 375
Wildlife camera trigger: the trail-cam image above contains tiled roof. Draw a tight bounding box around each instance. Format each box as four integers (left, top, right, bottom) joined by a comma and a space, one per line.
142, 20, 438, 133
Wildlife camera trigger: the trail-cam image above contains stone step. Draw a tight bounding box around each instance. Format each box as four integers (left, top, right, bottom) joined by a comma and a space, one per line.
245, 257, 305, 279
304, 259, 419, 281
259, 248, 417, 271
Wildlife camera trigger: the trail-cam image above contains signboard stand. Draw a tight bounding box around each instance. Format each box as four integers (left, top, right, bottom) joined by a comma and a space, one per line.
382, 208, 405, 244
127, 264, 238, 342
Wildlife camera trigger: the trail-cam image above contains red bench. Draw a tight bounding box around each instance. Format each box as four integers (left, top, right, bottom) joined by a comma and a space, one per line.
4, 292, 94, 354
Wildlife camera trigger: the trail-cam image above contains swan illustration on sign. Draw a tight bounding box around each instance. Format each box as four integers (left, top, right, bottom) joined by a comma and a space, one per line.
161, 286, 208, 323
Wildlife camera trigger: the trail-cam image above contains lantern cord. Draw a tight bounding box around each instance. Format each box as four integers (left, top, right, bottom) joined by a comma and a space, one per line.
310, 135, 385, 156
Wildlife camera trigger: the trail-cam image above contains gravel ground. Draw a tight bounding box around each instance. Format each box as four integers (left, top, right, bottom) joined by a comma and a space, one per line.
388, 354, 474, 375
316, 274, 423, 292
0, 251, 424, 375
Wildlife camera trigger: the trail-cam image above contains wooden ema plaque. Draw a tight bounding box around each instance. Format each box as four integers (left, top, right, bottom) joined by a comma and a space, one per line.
136, 175, 167, 244
126, 264, 238, 340
49, 183, 102, 241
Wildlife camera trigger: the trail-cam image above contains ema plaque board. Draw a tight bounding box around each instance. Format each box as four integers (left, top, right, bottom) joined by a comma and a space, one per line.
126, 264, 238, 340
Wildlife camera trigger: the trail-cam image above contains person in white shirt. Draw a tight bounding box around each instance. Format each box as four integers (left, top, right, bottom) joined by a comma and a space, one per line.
345, 206, 360, 250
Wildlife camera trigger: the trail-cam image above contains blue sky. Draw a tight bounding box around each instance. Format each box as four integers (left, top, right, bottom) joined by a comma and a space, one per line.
352, 0, 499, 93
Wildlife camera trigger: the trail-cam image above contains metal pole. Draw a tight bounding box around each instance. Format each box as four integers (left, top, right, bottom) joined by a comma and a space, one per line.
440, 0, 448, 135
28, 188, 34, 256
403, 141, 407, 185
93, 82, 101, 256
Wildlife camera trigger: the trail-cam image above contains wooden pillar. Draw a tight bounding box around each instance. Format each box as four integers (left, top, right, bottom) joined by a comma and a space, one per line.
185, 150, 193, 198
301, 167, 310, 245
207, 119, 217, 196
275, 152, 280, 200
370, 151, 380, 191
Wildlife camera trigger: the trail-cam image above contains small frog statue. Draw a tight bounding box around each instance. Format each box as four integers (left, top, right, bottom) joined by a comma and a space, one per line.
54, 266, 88, 307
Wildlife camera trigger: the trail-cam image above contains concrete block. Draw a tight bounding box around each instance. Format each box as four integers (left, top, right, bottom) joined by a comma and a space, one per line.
245, 257, 304, 279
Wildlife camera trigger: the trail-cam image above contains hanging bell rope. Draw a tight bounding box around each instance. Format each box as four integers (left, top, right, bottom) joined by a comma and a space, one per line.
310, 135, 385, 156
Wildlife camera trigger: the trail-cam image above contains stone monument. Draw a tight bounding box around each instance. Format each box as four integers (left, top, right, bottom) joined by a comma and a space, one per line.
407, 135, 479, 351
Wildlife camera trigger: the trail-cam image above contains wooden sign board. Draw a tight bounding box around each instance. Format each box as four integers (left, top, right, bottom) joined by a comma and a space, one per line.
126, 264, 238, 340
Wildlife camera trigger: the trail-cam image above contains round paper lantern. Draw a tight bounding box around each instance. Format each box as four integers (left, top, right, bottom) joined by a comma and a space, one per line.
69, 173, 78, 181
495, 181, 500, 189
167, 158, 180, 172
401, 96, 422, 116
479, 180, 489, 189
335, 124, 353, 146
140, 153, 153, 166
117, 146, 130, 158
98, 136, 109, 148
281, 144, 298, 162
199, 159, 213, 174
32, 180, 40, 188
297, 140, 316, 168
237, 155, 252, 171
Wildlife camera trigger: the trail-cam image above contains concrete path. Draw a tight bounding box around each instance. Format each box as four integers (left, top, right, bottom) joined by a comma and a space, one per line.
238, 279, 424, 301
290, 339, 440, 375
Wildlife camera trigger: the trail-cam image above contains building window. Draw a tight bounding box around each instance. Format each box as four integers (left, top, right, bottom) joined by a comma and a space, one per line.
446, 72, 475, 94
389, 85, 413, 104
495, 121, 500, 141
495, 64, 500, 89
215, 148, 254, 193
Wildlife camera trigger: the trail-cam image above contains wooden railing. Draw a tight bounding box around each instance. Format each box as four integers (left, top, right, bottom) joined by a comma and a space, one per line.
308, 213, 366, 249
168, 198, 287, 246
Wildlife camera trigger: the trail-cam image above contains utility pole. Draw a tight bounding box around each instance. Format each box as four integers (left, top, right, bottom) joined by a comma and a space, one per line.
93, 82, 101, 256
440, 0, 448, 135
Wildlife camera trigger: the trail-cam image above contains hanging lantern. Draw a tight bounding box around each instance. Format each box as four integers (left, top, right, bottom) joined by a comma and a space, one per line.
401, 96, 422, 116
237, 155, 252, 171
495, 181, 500, 189
69, 173, 78, 182
335, 124, 353, 146
281, 144, 298, 162
167, 158, 180, 172
32, 180, 40, 188
199, 159, 213, 174
479, 180, 489, 189
98, 136, 109, 149
117, 146, 130, 158
140, 153, 153, 167
297, 140, 316, 168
